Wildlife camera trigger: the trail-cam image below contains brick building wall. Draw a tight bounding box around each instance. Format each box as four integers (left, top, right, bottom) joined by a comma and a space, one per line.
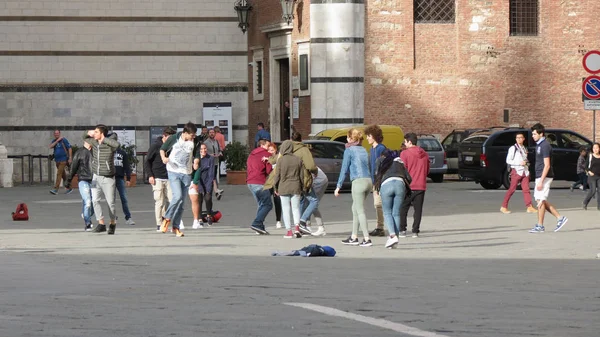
246, 0, 311, 145
365, 0, 600, 140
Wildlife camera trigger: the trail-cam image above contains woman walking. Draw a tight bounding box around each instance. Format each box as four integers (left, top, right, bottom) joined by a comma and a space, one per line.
274, 140, 304, 238
190, 143, 216, 228
583, 142, 600, 210
334, 128, 373, 246
374, 150, 411, 249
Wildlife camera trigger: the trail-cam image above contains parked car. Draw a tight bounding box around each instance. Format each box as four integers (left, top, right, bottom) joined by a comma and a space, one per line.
273, 140, 351, 191
417, 135, 447, 183
458, 127, 592, 189
311, 125, 404, 152
441, 128, 487, 174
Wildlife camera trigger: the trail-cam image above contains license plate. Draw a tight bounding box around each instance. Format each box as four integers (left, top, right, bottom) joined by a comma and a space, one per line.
429, 157, 435, 164
465, 156, 473, 162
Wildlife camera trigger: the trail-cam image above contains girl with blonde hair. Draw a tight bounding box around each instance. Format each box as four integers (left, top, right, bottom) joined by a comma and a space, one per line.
335, 128, 373, 246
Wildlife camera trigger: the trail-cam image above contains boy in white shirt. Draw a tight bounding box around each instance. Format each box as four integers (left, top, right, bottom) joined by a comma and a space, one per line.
501, 132, 537, 214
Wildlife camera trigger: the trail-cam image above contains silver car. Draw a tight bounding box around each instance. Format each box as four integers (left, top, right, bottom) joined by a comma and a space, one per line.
417, 135, 447, 183
274, 140, 351, 190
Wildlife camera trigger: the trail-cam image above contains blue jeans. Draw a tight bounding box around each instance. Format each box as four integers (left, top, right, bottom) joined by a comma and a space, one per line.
248, 184, 272, 229
165, 172, 192, 229
300, 188, 319, 223
115, 178, 131, 220
380, 179, 406, 236
79, 180, 94, 225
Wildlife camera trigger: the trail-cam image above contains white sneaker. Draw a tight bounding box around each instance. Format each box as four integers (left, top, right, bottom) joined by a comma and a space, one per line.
192, 219, 202, 229
179, 220, 185, 230
579, 185, 584, 190
311, 227, 326, 237
385, 236, 399, 249
126, 218, 135, 226
276, 221, 282, 229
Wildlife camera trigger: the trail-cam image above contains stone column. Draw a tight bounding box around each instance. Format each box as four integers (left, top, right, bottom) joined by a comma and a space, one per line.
0, 135, 14, 188
310, 0, 365, 134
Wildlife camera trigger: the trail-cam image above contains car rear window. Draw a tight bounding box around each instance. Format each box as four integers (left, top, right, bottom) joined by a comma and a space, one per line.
418, 139, 443, 151
462, 135, 488, 145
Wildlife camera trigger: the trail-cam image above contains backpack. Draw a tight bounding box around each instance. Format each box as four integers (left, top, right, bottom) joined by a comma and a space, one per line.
12, 203, 29, 221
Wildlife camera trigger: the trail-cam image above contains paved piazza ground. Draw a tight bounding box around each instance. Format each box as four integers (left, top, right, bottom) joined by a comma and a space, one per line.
0, 178, 598, 337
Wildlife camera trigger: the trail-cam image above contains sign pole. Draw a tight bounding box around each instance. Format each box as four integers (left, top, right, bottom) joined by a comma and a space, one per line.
595, 110, 597, 143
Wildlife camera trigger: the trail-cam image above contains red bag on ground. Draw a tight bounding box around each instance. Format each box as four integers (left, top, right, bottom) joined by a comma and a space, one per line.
12, 203, 29, 221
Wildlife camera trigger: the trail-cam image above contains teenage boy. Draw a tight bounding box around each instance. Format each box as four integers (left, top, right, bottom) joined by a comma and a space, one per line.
365, 125, 387, 237
399, 133, 430, 238
529, 123, 568, 233
114, 145, 135, 225
67, 141, 94, 231
247, 139, 273, 234
145, 127, 176, 231
83, 125, 120, 234
159, 122, 197, 237
500, 132, 536, 214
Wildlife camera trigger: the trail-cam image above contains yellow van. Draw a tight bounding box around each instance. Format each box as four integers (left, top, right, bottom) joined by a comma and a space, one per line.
311, 125, 404, 152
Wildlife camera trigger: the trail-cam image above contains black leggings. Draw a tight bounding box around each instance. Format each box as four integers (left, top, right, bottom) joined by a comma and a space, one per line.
270, 188, 282, 221
199, 192, 213, 214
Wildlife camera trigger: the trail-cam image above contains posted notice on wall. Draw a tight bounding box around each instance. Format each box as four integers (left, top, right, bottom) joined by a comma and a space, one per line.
111, 127, 136, 170
203, 102, 232, 175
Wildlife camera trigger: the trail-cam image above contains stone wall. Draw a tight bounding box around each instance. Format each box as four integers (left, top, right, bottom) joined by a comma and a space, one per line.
0, 0, 250, 183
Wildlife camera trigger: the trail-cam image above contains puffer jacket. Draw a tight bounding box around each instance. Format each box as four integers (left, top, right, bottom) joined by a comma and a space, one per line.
68, 147, 93, 182
82, 131, 120, 177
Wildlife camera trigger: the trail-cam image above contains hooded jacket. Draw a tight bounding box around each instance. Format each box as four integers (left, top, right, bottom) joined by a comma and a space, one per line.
82, 131, 120, 177
274, 141, 304, 195
246, 146, 273, 185
292, 141, 317, 192
68, 147, 93, 182
400, 146, 430, 191
114, 147, 132, 181
144, 137, 168, 180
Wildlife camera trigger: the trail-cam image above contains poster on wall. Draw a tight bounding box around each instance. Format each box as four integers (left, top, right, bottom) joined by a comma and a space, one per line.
111, 127, 136, 170
203, 102, 232, 176
149, 126, 165, 146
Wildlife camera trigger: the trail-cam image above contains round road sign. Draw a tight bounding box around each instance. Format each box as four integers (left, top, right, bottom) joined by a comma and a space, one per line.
583, 50, 600, 74
582, 75, 600, 100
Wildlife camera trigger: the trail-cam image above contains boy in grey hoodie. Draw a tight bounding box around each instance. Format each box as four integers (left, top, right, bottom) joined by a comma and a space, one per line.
83, 124, 120, 235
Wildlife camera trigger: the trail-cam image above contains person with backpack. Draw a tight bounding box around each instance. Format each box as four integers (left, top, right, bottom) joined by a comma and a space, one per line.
374, 149, 411, 249
501, 132, 536, 214
67, 141, 95, 231
48, 129, 73, 195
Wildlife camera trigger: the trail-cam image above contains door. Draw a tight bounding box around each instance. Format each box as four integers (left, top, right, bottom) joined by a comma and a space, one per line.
279, 58, 290, 141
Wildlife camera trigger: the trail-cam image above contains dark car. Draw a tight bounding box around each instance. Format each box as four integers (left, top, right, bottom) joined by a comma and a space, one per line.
273, 140, 351, 190
441, 128, 486, 174
458, 128, 592, 189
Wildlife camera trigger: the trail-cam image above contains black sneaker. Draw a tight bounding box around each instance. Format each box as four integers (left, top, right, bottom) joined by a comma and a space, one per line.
359, 239, 373, 247
107, 224, 116, 235
84, 223, 93, 232
207, 215, 213, 226
369, 228, 386, 237
92, 224, 107, 233
341, 236, 359, 245
156, 225, 161, 232
298, 221, 312, 235
398, 231, 407, 238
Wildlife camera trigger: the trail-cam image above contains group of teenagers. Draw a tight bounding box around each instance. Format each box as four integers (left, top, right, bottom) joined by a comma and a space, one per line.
246, 125, 430, 249
65, 122, 226, 237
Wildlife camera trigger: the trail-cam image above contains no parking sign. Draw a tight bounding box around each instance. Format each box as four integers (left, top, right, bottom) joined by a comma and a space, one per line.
582, 75, 600, 100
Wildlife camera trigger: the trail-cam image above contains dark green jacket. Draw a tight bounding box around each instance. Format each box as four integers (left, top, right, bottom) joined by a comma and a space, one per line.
82, 131, 120, 177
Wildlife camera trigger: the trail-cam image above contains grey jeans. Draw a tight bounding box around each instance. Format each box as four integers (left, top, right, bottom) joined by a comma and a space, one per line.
92, 174, 117, 222
351, 177, 373, 237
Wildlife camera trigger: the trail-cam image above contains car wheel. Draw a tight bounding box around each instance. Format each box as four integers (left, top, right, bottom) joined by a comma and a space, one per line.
431, 174, 444, 183
480, 180, 501, 189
